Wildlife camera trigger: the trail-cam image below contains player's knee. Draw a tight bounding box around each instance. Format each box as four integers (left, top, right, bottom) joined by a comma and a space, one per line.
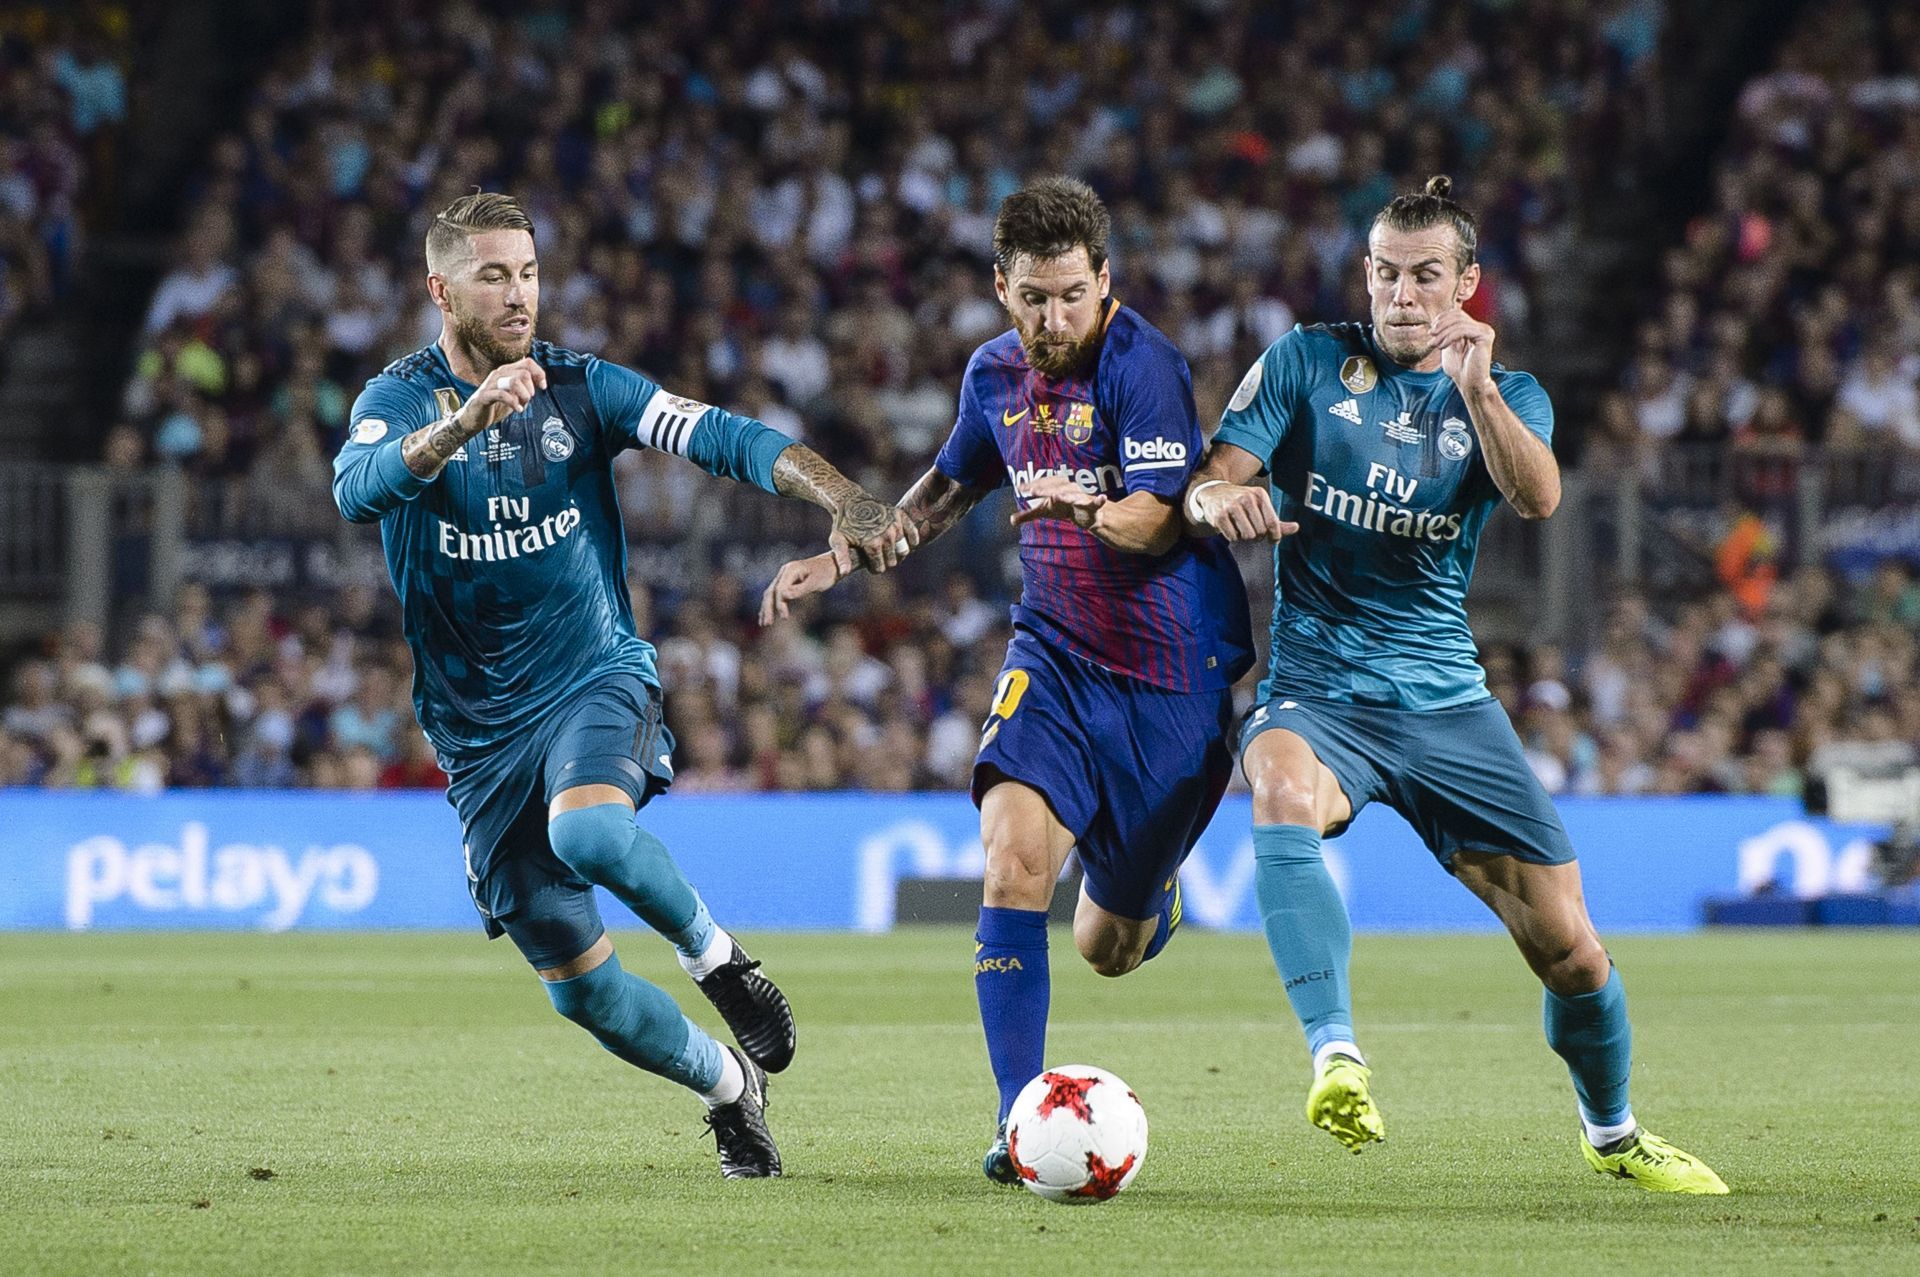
1073, 917, 1145, 978
543, 957, 622, 1030
983, 837, 1055, 907
547, 803, 636, 885
1250, 764, 1320, 828
1535, 934, 1610, 996
1082, 945, 1141, 979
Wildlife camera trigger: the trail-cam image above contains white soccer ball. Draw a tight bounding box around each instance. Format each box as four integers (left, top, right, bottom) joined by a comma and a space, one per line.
1005, 1064, 1148, 1203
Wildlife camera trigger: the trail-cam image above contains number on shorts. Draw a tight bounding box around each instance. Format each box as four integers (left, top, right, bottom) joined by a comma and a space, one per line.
991, 669, 1031, 720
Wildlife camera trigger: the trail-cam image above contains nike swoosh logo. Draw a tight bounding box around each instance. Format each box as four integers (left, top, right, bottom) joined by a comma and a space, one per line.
1002, 407, 1030, 427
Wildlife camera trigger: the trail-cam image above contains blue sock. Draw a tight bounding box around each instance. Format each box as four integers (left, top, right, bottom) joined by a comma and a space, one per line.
1544, 965, 1633, 1129
543, 951, 725, 1092
975, 906, 1050, 1122
549, 804, 717, 958
1253, 824, 1356, 1061
1141, 879, 1182, 963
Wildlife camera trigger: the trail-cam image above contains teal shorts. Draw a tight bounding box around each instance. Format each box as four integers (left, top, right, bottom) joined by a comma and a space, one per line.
1238, 693, 1575, 866
438, 670, 675, 967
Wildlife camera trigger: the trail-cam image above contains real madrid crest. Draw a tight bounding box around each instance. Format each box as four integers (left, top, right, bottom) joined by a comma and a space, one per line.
1340, 356, 1377, 395
540, 415, 575, 461
1438, 417, 1473, 462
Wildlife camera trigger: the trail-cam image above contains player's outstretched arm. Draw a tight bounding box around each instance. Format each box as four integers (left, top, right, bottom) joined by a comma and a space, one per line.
1010, 474, 1185, 556
1181, 443, 1298, 542
758, 552, 840, 625
897, 466, 991, 546
770, 445, 919, 575
757, 467, 992, 624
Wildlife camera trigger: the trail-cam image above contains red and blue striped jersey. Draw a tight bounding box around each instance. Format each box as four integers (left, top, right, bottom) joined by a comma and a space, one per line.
934, 302, 1252, 693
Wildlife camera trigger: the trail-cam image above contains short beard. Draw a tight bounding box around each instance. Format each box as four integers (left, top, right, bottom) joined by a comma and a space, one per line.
1373, 320, 1435, 367
1018, 323, 1103, 378
452, 308, 534, 373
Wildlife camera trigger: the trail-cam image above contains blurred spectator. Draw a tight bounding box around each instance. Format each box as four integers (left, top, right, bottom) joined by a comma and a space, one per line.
0, 3, 129, 336
1623, 2, 1920, 463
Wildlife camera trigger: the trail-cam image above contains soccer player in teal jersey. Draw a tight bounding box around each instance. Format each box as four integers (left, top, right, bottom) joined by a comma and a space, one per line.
1182, 177, 1727, 1194
332, 192, 913, 1179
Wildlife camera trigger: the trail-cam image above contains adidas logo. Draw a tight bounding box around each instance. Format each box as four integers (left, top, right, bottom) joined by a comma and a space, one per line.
1330, 398, 1362, 425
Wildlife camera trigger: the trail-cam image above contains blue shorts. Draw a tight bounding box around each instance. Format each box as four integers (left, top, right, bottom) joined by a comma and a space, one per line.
971, 627, 1236, 920
438, 670, 676, 968
1238, 692, 1575, 865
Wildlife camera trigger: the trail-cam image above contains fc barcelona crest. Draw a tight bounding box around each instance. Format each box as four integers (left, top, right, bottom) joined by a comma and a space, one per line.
1340, 356, 1378, 395
1063, 402, 1095, 445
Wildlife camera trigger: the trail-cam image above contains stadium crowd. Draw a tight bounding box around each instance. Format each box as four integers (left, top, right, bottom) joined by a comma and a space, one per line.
1597, 0, 1920, 464
19, 0, 1920, 802
107, 0, 1667, 495
5, 558, 1920, 800
0, 2, 127, 341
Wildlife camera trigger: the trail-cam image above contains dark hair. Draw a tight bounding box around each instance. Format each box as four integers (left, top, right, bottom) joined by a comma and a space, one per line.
992, 176, 1111, 275
426, 191, 535, 272
1372, 175, 1478, 272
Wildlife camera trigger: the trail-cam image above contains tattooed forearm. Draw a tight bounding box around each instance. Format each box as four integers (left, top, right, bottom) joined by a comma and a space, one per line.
771, 445, 867, 512
897, 468, 987, 546
401, 412, 481, 478
772, 443, 907, 569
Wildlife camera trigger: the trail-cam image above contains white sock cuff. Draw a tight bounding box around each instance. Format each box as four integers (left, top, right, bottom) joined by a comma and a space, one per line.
679, 926, 733, 980
701, 1047, 746, 1108
1313, 1041, 1365, 1074
1581, 1111, 1637, 1148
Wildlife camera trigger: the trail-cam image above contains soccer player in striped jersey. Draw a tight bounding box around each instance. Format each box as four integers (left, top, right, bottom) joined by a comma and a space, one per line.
332, 192, 914, 1179
1184, 176, 1726, 1193
760, 177, 1261, 1184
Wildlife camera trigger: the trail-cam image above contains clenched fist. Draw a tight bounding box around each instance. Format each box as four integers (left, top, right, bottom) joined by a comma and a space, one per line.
461, 357, 548, 434
1187, 481, 1297, 543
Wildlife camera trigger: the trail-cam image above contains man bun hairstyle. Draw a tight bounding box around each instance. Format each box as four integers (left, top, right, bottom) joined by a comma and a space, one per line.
1373, 175, 1478, 272
992, 176, 1111, 276
426, 191, 535, 273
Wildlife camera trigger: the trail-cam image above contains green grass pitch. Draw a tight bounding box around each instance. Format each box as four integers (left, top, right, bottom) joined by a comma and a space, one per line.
2, 929, 1916, 1275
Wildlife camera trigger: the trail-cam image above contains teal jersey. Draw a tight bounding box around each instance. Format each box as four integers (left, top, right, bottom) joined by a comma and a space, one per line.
1212, 323, 1553, 710
332, 340, 793, 759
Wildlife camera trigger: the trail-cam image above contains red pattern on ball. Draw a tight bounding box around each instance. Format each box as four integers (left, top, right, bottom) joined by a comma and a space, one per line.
1071, 1151, 1138, 1199
1034, 1071, 1098, 1122
1007, 1127, 1039, 1182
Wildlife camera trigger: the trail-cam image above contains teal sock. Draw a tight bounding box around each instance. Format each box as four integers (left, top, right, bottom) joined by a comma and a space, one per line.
1544, 965, 1633, 1127
1252, 823, 1355, 1060
549, 804, 717, 957
543, 951, 724, 1092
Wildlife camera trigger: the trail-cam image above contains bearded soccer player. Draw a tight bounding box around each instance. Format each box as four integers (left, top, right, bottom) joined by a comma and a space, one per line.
332, 192, 912, 1179
760, 177, 1258, 1184
1183, 176, 1726, 1193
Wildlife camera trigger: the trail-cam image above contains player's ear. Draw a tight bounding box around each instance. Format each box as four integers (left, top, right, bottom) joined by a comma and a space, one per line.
1455, 262, 1481, 306
993, 267, 1010, 307
1097, 258, 1111, 300
426, 272, 452, 314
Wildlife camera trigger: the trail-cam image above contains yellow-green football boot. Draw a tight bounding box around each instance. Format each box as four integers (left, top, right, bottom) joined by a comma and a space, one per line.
1582, 1128, 1728, 1194
1306, 1054, 1385, 1152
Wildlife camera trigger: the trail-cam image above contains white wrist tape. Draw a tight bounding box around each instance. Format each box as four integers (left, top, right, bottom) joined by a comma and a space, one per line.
1186, 479, 1228, 524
